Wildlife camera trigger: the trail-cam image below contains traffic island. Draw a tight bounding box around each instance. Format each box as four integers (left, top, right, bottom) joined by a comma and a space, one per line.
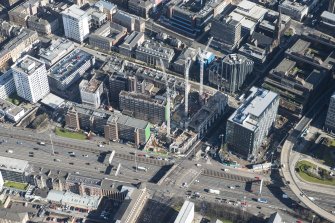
295, 160, 335, 186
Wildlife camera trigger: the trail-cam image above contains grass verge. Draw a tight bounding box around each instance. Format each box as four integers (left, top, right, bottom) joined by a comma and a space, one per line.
55, 127, 86, 140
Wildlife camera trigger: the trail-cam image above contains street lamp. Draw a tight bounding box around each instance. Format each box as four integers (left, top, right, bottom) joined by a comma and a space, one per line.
312, 214, 315, 223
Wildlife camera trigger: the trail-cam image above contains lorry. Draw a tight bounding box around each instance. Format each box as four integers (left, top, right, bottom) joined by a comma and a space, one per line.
208, 189, 220, 195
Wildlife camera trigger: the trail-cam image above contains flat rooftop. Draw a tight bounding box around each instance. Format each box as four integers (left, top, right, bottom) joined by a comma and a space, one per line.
49, 49, 93, 82
136, 40, 175, 60
0, 98, 24, 117
40, 93, 65, 110
0, 156, 29, 173
61, 4, 87, 19
80, 78, 102, 93
12, 55, 44, 76
229, 87, 278, 131
39, 38, 75, 64
66, 174, 101, 187
235, 0, 268, 21
47, 190, 101, 209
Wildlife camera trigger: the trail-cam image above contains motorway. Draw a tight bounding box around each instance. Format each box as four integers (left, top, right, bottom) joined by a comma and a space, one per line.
280, 84, 335, 222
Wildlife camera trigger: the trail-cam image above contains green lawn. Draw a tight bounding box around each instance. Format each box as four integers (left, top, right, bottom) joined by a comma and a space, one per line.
4, 181, 28, 190
55, 127, 86, 140
295, 160, 335, 186
6, 93, 22, 105
328, 139, 335, 148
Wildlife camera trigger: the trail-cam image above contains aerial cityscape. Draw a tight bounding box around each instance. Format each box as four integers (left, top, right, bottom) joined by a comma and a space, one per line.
0, 0, 334, 222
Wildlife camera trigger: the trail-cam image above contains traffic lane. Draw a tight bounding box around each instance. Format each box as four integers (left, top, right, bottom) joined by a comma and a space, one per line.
0, 130, 172, 166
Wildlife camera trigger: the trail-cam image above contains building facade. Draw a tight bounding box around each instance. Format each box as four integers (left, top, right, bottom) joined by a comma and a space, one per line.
0, 70, 16, 100
79, 76, 103, 109
11, 55, 50, 103
61, 5, 90, 43
119, 91, 166, 124
325, 92, 335, 132
209, 54, 254, 94
226, 87, 279, 160
210, 15, 242, 52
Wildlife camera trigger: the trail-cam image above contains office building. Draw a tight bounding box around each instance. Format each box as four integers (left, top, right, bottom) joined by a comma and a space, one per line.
65, 175, 102, 196
49, 49, 95, 91
38, 38, 75, 67
330, 0, 335, 13
135, 41, 175, 68
0, 99, 25, 122
0, 209, 29, 223
325, 92, 335, 132
0, 70, 16, 100
174, 200, 194, 223
112, 11, 145, 32
114, 185, 148, 223
12, 55, 50, 103
226, 87, 279, 160
109, 73, 133, 108
209, 54, 254, 94
61, 5, 90, 43
0, 28, 38, 70
27, 12, 60, 35
65, 107, 80, 130
79, 76, 104, 109
94, 1, 117, 21
119, 91, 167, 124
162, 0, 230, 37
279, 0, 309, 21
238, 43, 268, 66
321, 11, 335, 29
188, 92, 227, 137
47, 190, 101, 211
128, 0, 153, 19
210, 15, 242, 52
104, 113, 151, 145
0, 156, 29, 183
89, 22, 127, 51
233, 0, 268, 22
119, 31, 145, 57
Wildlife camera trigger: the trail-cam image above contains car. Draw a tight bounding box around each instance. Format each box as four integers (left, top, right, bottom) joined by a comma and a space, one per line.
82, 154, 89, 157
256, 206, 262, 209
33, 148, 39, 150
69, 162, 74, 165
86, 163, 90, 165
54, 158, 61, 162
17, 141, 22, 145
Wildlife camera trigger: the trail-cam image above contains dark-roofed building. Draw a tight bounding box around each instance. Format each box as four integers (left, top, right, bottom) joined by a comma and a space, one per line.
65, 174, 102, 196
263, 58, 329, 116
0, 208, 29, 223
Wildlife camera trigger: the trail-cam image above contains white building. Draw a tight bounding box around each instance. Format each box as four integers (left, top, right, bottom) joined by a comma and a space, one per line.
11, 55, 50, 103
0, 69, 16, 100
0, 172, 3, 192
0, 98, 25, 122
79, 76, 103, 108
62, 5, 90, 43
49, 49, 95, 91
226, 87, 279, 160
325, 92, 335, 132
174, 200, 194, 223
279, 0, 309, 21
